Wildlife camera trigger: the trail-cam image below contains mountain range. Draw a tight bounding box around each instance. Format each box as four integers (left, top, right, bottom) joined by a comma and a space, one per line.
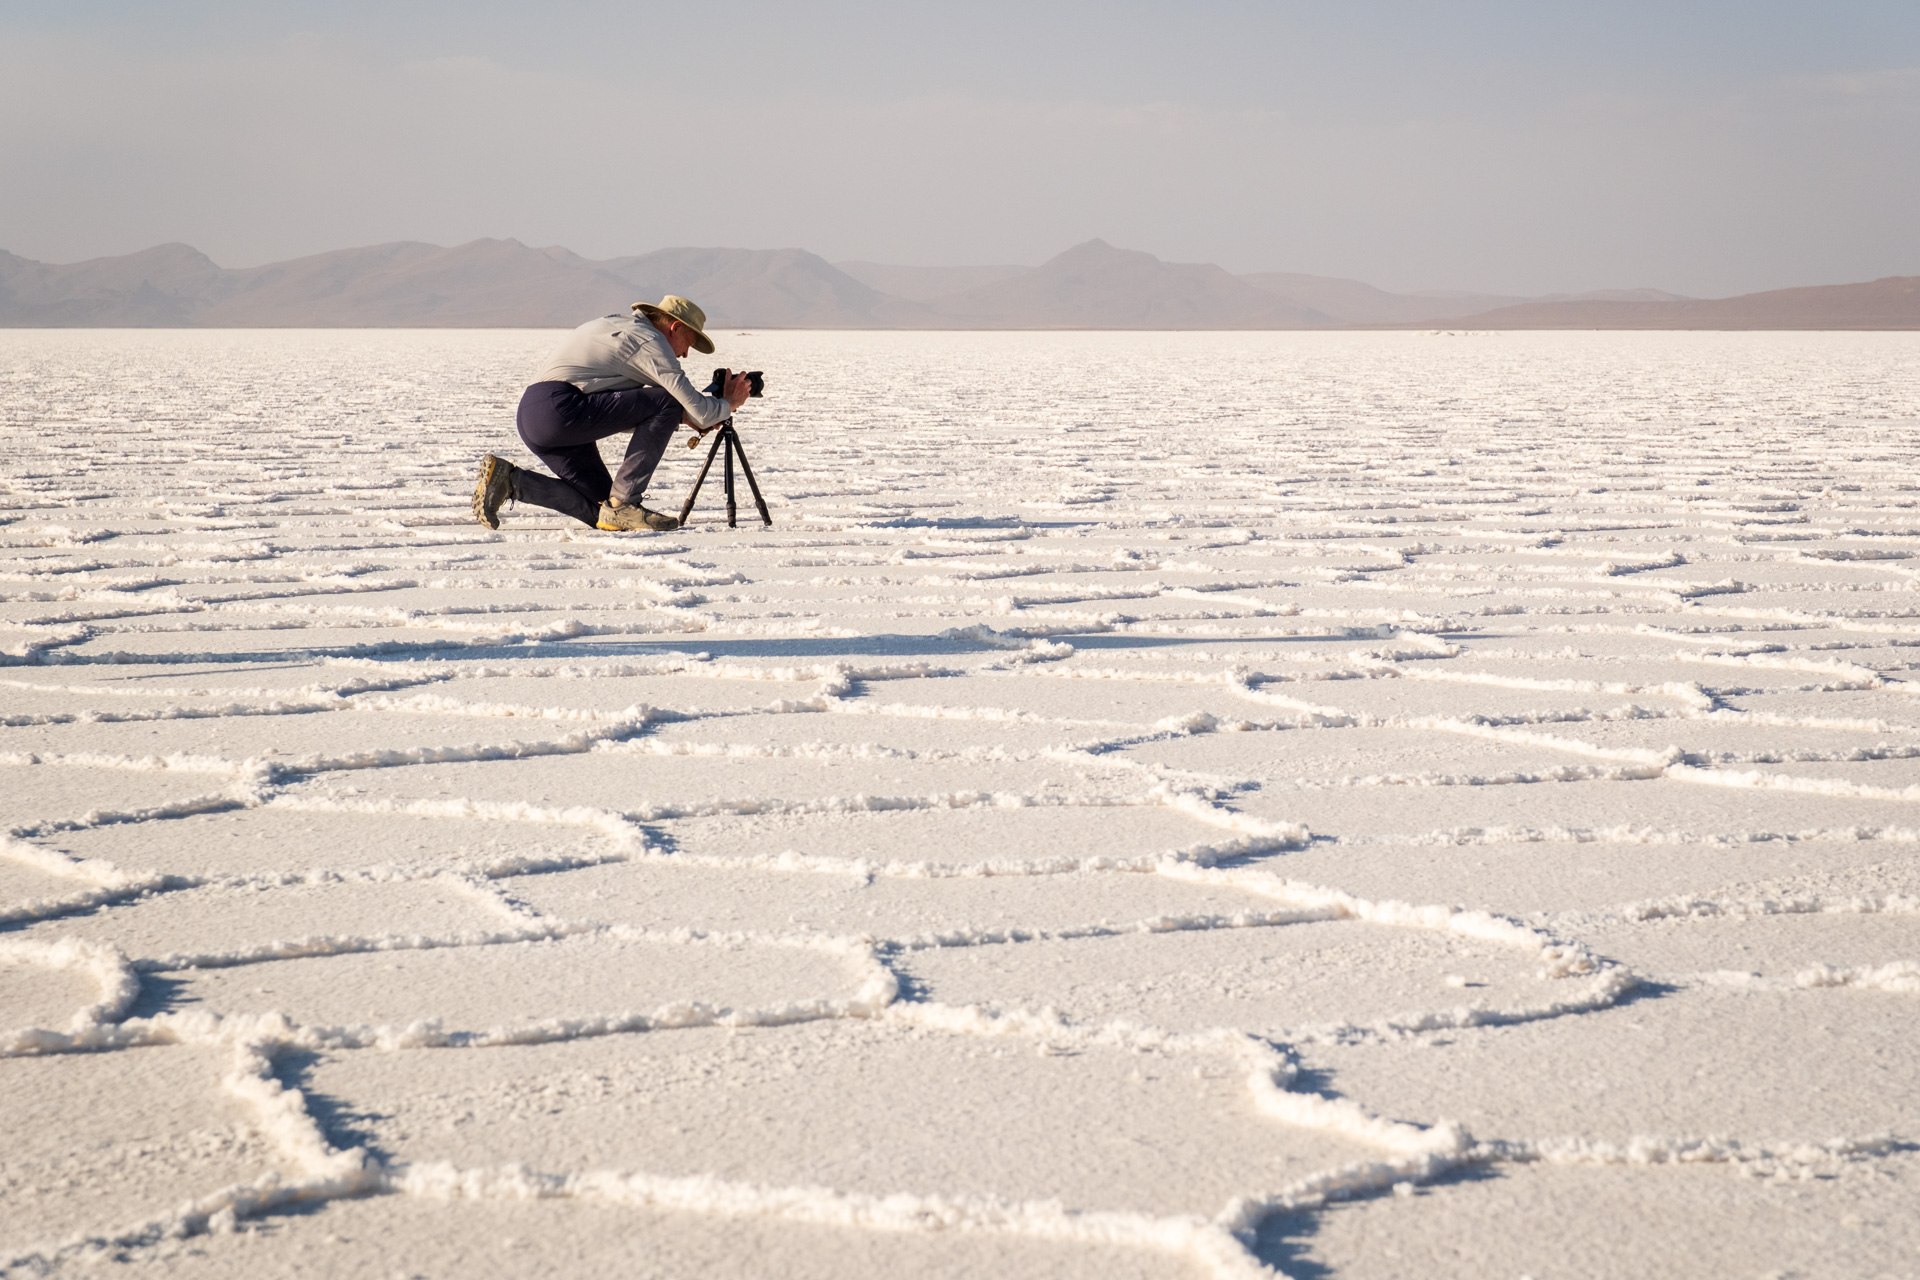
1, 238, 1914, 330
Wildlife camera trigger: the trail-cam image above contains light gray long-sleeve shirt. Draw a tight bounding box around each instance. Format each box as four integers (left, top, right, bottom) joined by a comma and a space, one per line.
533, 313, 732, 429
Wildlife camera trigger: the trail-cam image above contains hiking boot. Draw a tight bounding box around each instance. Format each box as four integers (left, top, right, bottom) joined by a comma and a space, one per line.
597, 501, 679, 532
472, 454, 513, 529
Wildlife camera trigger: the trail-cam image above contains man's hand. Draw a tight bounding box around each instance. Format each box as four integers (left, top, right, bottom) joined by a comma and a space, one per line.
724, 370, 752, 410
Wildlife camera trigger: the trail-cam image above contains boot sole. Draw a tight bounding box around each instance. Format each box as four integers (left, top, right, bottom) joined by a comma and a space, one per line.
472, 456, 509, 530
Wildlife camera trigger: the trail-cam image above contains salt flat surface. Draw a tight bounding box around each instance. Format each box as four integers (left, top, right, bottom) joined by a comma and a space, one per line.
4, 328, 1920, 1278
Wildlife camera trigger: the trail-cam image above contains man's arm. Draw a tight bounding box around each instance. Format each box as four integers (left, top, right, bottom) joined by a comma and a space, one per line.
625, 329, 740, 429
681, 374, 753, 428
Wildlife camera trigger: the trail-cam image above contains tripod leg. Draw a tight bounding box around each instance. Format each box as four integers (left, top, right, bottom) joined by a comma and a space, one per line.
680, 427, 727, 525
723, 428, 738, 528
730, 434, 774, 527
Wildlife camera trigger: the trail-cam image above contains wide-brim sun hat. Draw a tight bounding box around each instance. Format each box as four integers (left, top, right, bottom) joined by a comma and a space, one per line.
634, 295, 715, 355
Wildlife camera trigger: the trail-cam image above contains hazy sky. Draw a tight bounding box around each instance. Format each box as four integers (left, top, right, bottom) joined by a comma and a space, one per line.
3, 1, 1916, 295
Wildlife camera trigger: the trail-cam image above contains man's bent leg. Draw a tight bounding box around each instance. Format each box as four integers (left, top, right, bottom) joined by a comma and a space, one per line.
608, 392, 685, 508
513, 382, 615, 526
520, 438, 612, 507
510, 464, 600, 527
509, 381, 679, 528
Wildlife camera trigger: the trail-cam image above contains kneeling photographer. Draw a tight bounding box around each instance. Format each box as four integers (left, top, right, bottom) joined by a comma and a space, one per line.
471, 295, 755, 533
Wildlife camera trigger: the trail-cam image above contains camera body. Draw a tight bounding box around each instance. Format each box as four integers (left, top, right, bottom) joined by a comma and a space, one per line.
704, 368, 764, 399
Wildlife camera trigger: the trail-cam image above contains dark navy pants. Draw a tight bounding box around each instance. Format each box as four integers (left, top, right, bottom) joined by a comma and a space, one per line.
512, 381, 682, 526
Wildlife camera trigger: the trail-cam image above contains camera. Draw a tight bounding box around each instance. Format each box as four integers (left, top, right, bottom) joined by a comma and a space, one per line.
704, 368, 764, 398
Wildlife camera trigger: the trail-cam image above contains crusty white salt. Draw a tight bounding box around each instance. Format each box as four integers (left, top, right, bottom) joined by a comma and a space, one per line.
3, 329, 1919, 1277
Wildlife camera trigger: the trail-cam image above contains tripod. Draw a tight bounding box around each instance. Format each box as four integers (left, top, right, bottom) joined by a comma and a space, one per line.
678, 417, 771, 528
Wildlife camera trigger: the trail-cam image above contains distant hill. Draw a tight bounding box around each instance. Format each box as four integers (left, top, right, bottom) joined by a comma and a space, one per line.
205, 240, 636, 326
600, 247, 917, 328
0, 243, 233, 325
895, 239, 1333, 329
0, 240, 900, 328
1241, 274, 1693, 324
835, 261, 1031, 303
1419, 276, 1920, 330
1241, 272, 1527, 325
1554, 288, 1693, 304
0, 238, 1913, 329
